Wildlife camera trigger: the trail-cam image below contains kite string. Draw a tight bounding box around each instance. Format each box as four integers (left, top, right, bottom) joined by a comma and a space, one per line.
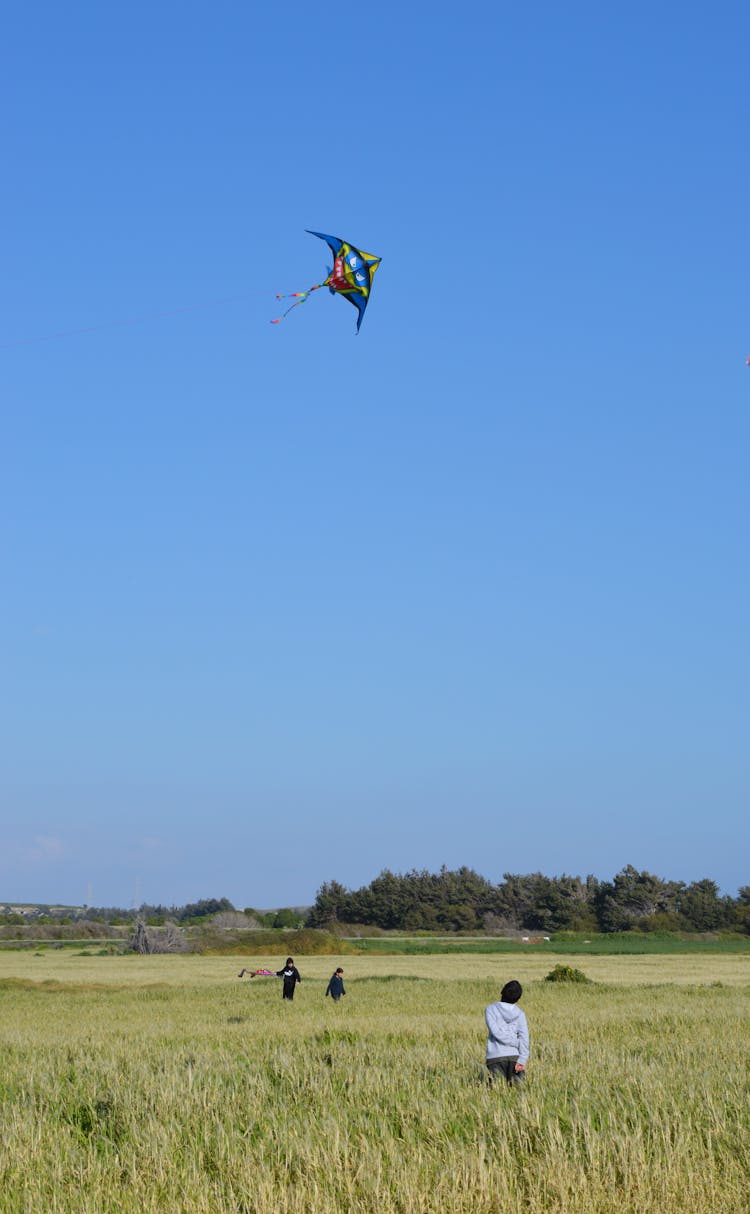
270, 281, 326, 324
0, 293, 250, 351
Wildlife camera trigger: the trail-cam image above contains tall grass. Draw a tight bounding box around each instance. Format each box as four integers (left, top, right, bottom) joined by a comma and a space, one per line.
0, 955, 747, 1212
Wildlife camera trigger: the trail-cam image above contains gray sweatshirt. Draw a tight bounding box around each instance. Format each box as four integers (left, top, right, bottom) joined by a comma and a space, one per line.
485, 1000, 530, 1065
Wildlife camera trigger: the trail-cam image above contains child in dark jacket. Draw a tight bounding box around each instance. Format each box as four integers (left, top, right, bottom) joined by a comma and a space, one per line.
277, 958, 301, 1000
325, 967, 346, 1001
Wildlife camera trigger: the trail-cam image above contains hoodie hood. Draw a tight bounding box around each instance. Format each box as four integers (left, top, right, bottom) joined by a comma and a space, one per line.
494, 1001, 521, 1024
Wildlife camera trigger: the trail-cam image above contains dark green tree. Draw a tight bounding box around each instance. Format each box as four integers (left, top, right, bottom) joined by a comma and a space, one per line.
594, 866, 682, 931
677, 879, 733, 931
307, 880, 348, 927
177, 898, 235, 922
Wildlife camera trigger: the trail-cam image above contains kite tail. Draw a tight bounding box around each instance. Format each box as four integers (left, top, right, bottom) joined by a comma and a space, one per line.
270, 282, 326, 324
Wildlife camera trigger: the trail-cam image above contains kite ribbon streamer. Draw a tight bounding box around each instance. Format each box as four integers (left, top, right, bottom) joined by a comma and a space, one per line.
270, 282, 325, 324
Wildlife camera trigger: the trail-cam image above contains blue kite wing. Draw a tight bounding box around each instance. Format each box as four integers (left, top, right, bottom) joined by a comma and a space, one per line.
343, 291, 369, 332
305, 230, 344, 260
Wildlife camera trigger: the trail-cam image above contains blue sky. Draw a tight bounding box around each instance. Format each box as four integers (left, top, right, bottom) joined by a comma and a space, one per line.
2, 2, 748, 909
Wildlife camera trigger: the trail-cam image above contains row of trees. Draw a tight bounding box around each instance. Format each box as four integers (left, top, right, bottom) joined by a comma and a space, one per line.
307, 866, 750, 934
128, 901, 306, 929
0, 898, 308, 930
4, 869, 746, 937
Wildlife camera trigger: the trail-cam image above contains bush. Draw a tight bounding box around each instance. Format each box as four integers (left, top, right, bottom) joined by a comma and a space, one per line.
193, 927, 357, 956
545, 964, 592, 983
130, 920, 188, 954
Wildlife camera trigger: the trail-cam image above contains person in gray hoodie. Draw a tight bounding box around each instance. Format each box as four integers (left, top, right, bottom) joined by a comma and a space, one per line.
485, 979, 529, 1086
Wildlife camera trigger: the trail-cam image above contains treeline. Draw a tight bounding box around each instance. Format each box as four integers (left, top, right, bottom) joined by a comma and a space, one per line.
0, 898, 306, 930
4, 869, 748, 937
306, 866, 750, 934
85, 898, 239, 925
85, 898, 306, 928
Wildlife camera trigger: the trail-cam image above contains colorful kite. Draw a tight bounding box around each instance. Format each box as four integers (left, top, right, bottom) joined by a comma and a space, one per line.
272, 231, 381, 332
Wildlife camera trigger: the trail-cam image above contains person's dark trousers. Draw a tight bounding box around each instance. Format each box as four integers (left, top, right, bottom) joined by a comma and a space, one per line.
283, 983, 296, 1000
486, 1056, 524, 1086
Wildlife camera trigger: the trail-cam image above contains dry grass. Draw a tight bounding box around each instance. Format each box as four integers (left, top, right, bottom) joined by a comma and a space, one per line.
0, 952, 747, 1212
2, 948, 749, 986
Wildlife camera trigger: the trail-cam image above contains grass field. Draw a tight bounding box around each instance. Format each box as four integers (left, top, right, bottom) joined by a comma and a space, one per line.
1, 952, 748, 1213
347, 932, 750, 956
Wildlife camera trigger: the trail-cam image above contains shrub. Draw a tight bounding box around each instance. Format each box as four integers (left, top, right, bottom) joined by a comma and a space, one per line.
545, 964, 592, 983
130, 920, 188, 954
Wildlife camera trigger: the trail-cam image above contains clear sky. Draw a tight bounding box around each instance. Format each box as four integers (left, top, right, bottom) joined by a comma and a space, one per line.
2, 2, 748, 909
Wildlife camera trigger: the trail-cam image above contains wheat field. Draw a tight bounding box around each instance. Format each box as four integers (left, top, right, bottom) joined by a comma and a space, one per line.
0, 951, 747, 1213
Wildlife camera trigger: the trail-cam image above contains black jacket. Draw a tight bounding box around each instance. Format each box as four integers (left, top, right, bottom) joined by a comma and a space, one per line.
277, 965, 301, 994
